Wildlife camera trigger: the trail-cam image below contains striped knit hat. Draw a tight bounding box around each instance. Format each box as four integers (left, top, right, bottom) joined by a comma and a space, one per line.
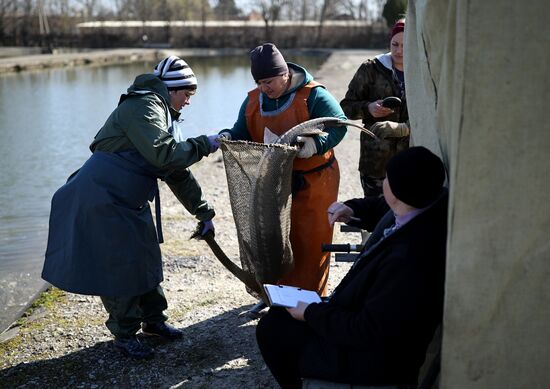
153, 56, 197, 90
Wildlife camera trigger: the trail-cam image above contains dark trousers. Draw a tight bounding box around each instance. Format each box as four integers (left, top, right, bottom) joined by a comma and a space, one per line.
256, 307, 311, 389
100, 285, 168, 338
360, 174, 383, 198
257, 308, 413, 389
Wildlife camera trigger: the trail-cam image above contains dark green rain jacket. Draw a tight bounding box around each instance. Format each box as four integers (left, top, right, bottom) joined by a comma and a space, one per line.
42, 74, 214, 297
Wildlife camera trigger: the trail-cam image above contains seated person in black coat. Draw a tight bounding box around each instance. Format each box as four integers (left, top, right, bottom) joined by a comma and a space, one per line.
256, 146, 448, 389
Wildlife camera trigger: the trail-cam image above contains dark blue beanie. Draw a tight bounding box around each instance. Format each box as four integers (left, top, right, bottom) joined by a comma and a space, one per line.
250, 43, 289, 81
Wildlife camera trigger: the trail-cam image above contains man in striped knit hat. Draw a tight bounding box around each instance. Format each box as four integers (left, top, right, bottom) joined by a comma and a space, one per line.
43, 56, 220, 359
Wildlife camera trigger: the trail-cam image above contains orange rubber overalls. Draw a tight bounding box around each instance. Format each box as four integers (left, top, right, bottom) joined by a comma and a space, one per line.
246, 82, 340, 296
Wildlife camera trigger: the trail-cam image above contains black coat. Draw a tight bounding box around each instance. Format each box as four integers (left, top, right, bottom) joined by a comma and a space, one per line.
300, 191, 448, 386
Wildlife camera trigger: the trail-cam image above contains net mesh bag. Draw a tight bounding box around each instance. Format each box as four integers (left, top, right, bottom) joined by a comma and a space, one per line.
220, 140, 298, 294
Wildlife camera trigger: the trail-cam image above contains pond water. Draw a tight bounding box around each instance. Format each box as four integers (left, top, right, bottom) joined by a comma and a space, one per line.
0, 53, 327, 332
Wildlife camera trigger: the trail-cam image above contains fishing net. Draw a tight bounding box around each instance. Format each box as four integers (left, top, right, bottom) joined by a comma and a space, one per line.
220, 140, 299, 295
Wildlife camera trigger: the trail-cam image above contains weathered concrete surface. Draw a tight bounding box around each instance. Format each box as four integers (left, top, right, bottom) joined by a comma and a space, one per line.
0, 48, 252, 74
0, 48, 158, 74
0, 47, 43, 58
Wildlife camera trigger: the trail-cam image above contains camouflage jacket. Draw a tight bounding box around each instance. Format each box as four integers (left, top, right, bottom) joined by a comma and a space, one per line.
340, 53, 409, 178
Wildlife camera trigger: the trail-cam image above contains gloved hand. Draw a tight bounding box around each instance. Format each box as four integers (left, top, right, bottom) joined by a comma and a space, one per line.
370, 121, 409, 139
200, 219, 215, 236
190, 219, 215, 240
296, 136, 317, 159
218, 132, 232, 141
207, 135, 222, 153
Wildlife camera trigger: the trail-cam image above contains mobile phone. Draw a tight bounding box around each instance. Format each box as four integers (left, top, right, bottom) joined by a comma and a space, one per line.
381, 96, 401, 109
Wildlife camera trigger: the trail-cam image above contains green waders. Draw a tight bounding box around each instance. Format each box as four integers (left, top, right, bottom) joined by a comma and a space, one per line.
100, 285, 168, 338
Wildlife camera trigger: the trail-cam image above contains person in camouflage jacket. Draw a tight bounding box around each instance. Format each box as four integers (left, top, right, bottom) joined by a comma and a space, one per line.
340, 20, 410, 197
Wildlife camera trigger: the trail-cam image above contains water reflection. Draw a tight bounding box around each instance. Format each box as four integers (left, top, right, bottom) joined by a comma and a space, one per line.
0, 53, 327, 332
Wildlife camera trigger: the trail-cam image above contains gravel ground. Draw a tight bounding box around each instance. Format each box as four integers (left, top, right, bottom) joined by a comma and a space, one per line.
0, 49, 380, 389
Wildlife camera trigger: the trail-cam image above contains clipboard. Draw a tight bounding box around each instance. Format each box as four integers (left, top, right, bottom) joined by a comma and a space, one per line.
263, 284, 321, 308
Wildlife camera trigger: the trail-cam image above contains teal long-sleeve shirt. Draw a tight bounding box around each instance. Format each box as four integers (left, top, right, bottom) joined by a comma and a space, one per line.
222, 63, 347, 154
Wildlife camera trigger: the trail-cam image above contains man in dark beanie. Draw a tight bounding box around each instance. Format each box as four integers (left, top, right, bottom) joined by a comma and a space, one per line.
256, 146, 448, 388
385, 145, 446, 209
217, 42, 348, 318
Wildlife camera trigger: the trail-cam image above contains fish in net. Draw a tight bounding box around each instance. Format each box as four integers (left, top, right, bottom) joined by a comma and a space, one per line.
195, 118, 376, 300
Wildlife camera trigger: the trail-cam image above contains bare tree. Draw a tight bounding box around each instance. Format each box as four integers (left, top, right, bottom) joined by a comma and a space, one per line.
112, 0, 138, 19
169, 0, 209, 21
19, 0, 34, 45
314, 0, 332, 45
372, 0, 385, 22
75, 0, 98, 20
279, 0, 298, 21
254, 0, 289, 41
213, 0, 241, 20
358, 0, 368, 20
337, 0, 364, 20
0, 0, 17, 42
300, 0, 307, 21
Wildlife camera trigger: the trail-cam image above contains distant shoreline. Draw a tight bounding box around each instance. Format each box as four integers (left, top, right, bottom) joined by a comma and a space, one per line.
0, 47, 334, 75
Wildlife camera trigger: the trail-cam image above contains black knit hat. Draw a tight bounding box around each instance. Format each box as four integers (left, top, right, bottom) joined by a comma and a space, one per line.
386, 146, 446, 208
249, 43, 289, 81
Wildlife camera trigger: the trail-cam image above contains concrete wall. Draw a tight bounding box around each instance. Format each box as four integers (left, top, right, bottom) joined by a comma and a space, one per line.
75, 21, 387, 49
